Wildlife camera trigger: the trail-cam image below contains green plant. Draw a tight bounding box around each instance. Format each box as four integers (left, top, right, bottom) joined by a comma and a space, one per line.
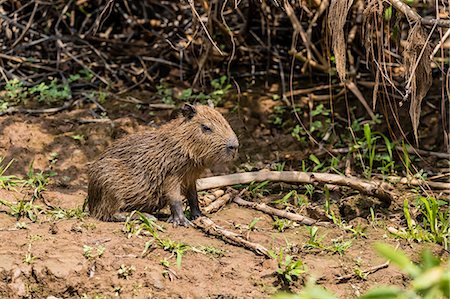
0, 157, 23, 189
1, 79, 27, 111
29, 79, 71, 103
83, 245, 105, 260
0, 199, 42, 221
353, 124, 395, 179
329, 239, 352, 255
390, 198, 449, 249
122, 211, 164, 239
248, 218, 261, 231
117, 264, 135, 279
193, 75, 232, 106
192, 245, 225, 257
360, 244, 450, 299
160, 258, 171, 267
24, 161, 56, 199
271, 279, 338, 299
48, 206, 87, 220
23, 244, 37, 265
273, 218, 292, 232
304, 226, 325, 250
269, 249, 307, 285
156, 84, 174, 105
272, 190, 298, 206
158, 238, 190, 269
248, 180, 270, 197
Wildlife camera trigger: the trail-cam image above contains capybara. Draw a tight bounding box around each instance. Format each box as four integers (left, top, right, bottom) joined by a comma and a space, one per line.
87, 103, 239, 226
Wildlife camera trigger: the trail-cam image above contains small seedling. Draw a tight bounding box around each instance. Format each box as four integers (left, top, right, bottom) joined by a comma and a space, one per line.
0, 199, 42, 222
83, 245, 105, 260
48, 206, 87, 220
23, 243, 37, 265
15, 222, 28, 229
269, 249, 307, 285
0, 157, 23, 189
158, 238, 190, 268
304, 226, 325, 250
71, 134, 85, 142
160, 258, 171, 267
248, 218, 261, 231
25, 161, 56, 199
49, 152, 59, 164
329, 239, 352, 255
192, 245, 225, 257
118, 264, 135, 279
273, 218, 292, 232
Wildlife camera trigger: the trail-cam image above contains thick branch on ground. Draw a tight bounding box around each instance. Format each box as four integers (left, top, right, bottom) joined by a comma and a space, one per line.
197, 171, 395, 206
386, 0, 450, 28
193, 216, 270, 257
233, 196, 329, 227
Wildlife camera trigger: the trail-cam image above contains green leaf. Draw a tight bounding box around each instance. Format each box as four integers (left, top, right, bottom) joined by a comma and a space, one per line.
309, 154, 321, 165
358, 286, 402, 299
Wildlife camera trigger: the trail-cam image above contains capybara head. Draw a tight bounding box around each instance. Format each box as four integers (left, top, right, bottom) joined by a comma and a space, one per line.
174, 103, 239, 164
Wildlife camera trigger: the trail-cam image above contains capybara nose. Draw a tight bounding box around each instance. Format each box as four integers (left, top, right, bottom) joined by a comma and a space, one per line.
226, 139, 239, 153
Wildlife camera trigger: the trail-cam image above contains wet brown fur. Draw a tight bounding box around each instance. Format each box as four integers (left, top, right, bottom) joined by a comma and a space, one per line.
87, 105, 238, 222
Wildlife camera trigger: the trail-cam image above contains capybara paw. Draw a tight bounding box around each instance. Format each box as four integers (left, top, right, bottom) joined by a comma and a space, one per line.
167, 214, 192, 227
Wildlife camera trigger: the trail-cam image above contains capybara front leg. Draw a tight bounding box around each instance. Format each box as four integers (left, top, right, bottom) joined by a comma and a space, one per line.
186, 183, 202, 219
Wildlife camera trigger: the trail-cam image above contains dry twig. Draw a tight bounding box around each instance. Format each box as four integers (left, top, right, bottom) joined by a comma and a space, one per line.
193, 216, 270, 257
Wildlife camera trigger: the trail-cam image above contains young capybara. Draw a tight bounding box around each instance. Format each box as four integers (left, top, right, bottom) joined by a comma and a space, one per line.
87, 103, 239, 226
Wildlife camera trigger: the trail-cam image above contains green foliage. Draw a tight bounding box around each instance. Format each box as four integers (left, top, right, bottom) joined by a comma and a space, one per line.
191, 245, 225, 257
390, 197, 449, 249
0, 157, 23, 189
0, 198, 42, 222
117, 264, 135, 279
361, 244, 450, 299
247, 180, 270, 197
156, 83, 174, 105
356, 124, 395, 179
0, 78, 73, 111
271, 279, 338, 299
329, 239, 352, 255
29, 79, 71, 103
158, 238, 190, 269
48, 206, 87, 220
304, 226, 326, 250
269, 249, 307, 285
158, 75, 232, 106
273, 217, 292, 232
25, 161, 56, 199
83, 245, 106, 260
248, 217, 261, 231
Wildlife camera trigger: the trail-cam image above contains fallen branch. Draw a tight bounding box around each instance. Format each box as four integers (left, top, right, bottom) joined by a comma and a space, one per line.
383, 176, 450, 190
193, 216, 270, 257
203, 193, 232, 214
0, 100, 75, 116
233, 196, 329, 227
197, 171, 396, 206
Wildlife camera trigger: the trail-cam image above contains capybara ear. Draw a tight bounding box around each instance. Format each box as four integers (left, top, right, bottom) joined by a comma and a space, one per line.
182, 103, 196, 119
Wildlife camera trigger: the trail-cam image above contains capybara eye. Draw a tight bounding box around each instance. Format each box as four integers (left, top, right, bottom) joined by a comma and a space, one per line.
201, 124, 213, 133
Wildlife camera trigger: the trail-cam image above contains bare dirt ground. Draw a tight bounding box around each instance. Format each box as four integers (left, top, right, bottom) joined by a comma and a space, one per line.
0, 99, 446, 299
